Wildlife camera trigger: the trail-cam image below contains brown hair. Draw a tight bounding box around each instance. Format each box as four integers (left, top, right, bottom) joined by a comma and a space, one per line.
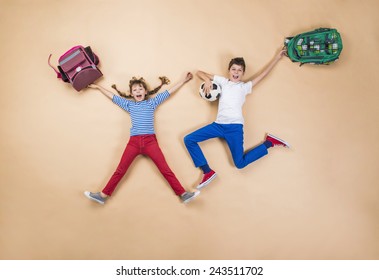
228, 57, 246, 72
111, 76, 170, 99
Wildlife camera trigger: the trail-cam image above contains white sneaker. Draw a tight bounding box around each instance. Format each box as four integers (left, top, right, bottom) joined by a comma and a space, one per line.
180, 191, 200, 204
84, 191, 106, 205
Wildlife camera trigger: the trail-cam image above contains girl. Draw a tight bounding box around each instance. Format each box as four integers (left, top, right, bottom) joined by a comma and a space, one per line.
85, 72, 199, 204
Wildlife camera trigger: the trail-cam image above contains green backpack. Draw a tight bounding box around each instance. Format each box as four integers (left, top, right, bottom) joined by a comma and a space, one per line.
284, 28, 343, 66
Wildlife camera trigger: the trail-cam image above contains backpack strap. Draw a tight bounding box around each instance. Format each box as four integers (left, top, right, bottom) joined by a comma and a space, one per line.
84, 46, 100, 65
48, 54, 62, 79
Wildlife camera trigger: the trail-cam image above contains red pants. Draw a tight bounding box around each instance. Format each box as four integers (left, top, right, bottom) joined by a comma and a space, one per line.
102, 134, 186, 196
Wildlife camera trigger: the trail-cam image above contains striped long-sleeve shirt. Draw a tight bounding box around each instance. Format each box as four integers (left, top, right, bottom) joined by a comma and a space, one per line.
112, 90, 170, 136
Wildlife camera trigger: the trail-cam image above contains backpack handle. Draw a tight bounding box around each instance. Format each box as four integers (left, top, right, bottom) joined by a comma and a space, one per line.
48, 54, 62, 79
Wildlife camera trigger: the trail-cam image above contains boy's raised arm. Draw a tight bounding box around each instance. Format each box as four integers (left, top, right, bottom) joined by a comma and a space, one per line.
249, 48, 286, 87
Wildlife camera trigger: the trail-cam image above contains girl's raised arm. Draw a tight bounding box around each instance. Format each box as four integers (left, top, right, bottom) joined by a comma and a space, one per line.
88, 84, 115, 99
167, 72, 193, 95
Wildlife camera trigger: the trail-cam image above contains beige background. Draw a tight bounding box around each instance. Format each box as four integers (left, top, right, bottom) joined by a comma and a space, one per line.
1, 0, 378, 260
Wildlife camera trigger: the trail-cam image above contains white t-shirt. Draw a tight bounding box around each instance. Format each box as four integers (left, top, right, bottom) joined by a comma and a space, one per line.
213, 75, 253, 124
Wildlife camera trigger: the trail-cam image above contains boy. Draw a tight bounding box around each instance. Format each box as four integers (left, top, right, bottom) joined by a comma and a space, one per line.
184, 49, 289, 189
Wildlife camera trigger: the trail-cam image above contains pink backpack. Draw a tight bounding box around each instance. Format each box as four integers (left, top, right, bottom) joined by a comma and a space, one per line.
48, 45, 103, 91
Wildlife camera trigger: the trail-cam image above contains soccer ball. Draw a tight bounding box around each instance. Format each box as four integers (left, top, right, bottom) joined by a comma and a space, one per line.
199, 82, 221, 102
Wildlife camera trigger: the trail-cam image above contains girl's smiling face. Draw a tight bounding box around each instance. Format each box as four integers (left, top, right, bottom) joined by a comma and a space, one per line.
131, 83, 147, 102
228, 64, 244, 82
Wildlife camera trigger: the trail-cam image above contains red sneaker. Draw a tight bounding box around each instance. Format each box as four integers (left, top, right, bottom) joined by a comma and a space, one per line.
266, 134, 290, 148
197, 170, 217, 189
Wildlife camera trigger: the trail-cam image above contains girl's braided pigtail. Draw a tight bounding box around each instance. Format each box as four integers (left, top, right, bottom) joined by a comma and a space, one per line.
147, 76, 171, 96
111, 84, 132, 98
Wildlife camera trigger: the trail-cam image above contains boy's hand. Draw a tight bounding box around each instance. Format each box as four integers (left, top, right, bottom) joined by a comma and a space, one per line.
276, 48, 287, 60
203, 80, 212, 94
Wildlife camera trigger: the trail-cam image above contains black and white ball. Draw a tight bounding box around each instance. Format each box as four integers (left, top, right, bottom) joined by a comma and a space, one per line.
199, 82, 221, 102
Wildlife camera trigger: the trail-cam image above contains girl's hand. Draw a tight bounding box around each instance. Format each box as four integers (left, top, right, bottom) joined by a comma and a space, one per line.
87, 84, 99, 89
167, 72, 194, 94
184, 72, 193, 83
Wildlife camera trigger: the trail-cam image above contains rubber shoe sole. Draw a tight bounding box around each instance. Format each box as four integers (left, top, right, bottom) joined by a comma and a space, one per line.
267, 133, 291, 148
197, 173, 217, 190
182, 191, 200, 204
84, 191, 105, 205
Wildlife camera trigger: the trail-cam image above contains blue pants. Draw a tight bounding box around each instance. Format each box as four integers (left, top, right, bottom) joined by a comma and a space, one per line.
184, 122, 268, 169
